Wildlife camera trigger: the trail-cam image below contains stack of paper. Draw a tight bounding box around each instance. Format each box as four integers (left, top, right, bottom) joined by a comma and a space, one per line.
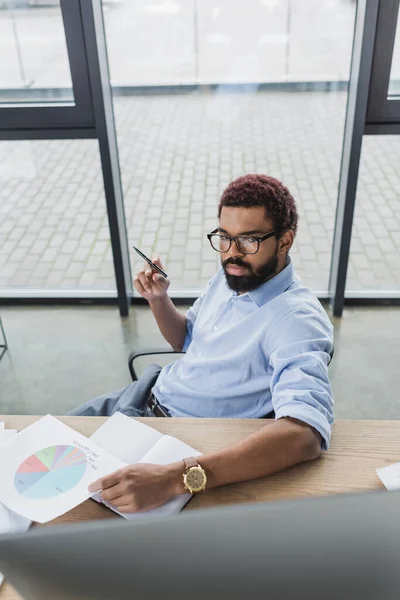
0, 422, 32, 588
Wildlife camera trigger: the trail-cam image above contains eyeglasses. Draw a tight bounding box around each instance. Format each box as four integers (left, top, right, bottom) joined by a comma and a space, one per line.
207, 228, 277, 255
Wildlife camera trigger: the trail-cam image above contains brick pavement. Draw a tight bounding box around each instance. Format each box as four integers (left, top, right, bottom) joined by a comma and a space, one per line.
1, 90, 400, 294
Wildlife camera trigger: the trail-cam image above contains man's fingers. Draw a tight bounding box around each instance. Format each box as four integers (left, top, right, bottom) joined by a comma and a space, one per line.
112, 497, 140, 513
88, 468, 123, 493
151, 254, 164, 269
116, 503, 135, 514
133, 274, 152, 296
143, 262, 152, 276
88, 478, 102, 493
133, 276, 147, 296
152, 273, 165, 284
136, 271, 152, 294
101, 483, 125, 502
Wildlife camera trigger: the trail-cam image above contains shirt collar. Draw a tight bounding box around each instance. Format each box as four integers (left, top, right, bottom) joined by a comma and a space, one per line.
239, 258, 296, 307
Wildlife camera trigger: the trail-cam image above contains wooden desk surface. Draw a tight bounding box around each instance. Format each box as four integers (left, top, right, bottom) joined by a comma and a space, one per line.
0, 416, 396, 600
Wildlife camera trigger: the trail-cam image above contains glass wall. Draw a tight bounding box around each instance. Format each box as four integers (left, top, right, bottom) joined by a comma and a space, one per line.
346, 136, 400, 293
0, 139, 114, 293
388, 9, 400, 95
103, 0, 356, 293
104, 0, 355, 87
1, 0, 399, 307
0, 0, 73, 102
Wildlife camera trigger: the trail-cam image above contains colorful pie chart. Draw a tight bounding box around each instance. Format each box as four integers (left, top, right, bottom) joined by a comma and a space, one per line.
14, 445, 87, 499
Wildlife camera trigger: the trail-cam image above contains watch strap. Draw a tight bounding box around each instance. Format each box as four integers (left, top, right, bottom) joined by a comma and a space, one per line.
183, 457, 199, 471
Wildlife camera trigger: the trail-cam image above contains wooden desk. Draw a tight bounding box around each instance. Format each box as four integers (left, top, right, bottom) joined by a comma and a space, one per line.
0, 416, 396, 600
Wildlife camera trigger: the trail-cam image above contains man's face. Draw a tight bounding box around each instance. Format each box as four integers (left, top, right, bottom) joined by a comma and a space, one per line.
218, 206, 281, 293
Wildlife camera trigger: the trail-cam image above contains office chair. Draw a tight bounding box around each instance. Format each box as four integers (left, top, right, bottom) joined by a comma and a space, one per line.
129, 346, 334, 382
128, 348, 183, 382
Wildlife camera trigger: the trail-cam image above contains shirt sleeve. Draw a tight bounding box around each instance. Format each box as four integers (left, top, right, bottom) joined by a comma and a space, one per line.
267, 307, 334, 450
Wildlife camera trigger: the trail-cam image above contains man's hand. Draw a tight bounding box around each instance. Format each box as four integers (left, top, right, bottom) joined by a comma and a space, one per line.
133, 255, 170, 302
88, 462, 184, 513
133, 252, 187, 351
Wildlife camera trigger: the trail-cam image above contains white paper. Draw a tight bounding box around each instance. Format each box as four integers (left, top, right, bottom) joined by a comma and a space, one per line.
91, 411, 163, 463
0, 422, 4, 432
0, 502, 31, 534
376, 462, 400, 491
0, 502, 10, 535
0, 500, 31, 590
140, 435, 202, 466
103, 491, 194, 521
91, 414, 201, 521
0, 430, 17, 447
0, 415, 127, 523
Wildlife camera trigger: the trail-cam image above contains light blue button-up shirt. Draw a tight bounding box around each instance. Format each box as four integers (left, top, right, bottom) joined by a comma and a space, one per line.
153, 259, 334, 449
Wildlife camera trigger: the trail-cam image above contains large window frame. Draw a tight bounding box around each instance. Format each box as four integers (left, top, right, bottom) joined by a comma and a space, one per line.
0, 0, 132, 316
366, 0, 400, 130
330, 0, 400, 316
0, 0, 94, 136
1, 0, 400, 317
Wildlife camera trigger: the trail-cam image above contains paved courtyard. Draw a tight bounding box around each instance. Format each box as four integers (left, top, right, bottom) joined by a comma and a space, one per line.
1, 89, 400, 295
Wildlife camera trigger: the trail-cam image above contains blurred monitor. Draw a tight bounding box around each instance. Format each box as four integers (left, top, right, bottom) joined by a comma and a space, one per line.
0, 490, 399, 599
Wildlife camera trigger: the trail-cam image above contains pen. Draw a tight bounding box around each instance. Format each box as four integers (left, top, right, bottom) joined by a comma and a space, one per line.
132, 246, 168, 279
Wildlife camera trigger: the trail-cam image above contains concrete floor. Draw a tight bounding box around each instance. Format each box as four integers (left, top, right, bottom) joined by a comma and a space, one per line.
0, 304, 399, 420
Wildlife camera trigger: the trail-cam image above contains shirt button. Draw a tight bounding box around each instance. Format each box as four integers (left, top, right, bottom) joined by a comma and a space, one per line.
213, 325, 218, 330
160, 385, 164, 392
199, 352, 204, 356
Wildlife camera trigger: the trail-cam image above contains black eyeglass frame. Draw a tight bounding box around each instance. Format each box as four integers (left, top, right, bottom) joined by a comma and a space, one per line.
207, 228, 277, 255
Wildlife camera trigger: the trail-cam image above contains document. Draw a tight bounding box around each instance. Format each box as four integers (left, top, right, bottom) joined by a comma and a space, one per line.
0, 426, 31, 535
0, 415, 126, 523
0, 502, 31, 535
0, 425, 31, 589
0, 429, 17, 448
90, 412, 201, 519
0, 413, 200, 525
376, 462, 400, 491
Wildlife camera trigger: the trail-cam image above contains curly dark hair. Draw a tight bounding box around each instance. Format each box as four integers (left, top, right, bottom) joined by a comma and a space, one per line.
218, 174, 298, 237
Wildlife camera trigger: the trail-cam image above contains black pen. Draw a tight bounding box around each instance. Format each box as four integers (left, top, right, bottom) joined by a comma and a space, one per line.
132, 246, 168, 279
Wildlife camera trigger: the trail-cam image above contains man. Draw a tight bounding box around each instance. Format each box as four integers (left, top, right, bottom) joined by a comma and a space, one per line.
72, 174, 334, 514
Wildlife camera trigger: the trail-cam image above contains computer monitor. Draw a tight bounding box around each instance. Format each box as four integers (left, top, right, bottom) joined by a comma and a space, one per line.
0, 490, 399, 600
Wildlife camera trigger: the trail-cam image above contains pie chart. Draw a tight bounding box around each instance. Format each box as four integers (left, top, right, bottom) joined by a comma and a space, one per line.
14, 445, 87, 500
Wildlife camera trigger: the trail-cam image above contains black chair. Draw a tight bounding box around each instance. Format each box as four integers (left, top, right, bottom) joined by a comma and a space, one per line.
128, 347, 334, 382
128, 349, 184, 382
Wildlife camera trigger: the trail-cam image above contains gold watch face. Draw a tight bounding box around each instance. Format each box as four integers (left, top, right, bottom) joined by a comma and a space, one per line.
184, 466, 206, 493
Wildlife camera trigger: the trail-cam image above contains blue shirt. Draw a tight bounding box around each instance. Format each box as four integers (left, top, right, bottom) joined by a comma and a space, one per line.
153, 260, 334, 449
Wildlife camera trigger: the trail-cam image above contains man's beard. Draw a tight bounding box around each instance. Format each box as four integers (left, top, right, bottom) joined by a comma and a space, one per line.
222, 251, 279, 293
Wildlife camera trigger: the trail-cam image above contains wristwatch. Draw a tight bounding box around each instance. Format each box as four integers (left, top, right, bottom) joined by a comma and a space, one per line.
182, 457, 207, 494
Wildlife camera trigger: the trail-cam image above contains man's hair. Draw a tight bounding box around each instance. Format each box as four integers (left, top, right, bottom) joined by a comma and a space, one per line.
218, 174, 298, 237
